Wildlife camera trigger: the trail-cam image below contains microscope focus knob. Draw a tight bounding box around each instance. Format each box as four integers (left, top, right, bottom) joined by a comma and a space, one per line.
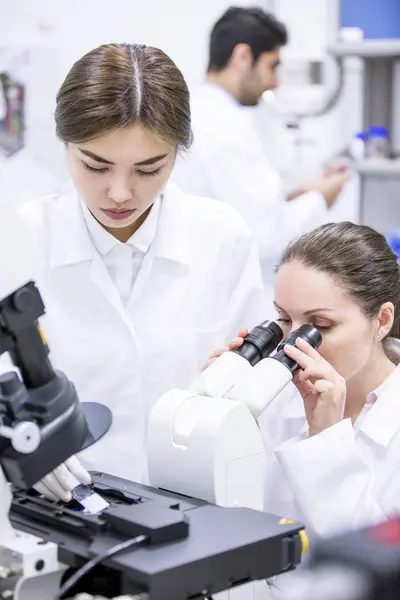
13, 287, 36, 312
0, 371, 22, 395
0, 421, 41, 454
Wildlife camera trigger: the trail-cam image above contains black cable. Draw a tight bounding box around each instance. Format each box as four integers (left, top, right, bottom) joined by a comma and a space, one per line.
50, 534, 147, 600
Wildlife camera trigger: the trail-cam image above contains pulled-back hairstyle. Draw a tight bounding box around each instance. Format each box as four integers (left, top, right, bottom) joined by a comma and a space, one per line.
278, 222, 400, 356
55, 43, 192, 150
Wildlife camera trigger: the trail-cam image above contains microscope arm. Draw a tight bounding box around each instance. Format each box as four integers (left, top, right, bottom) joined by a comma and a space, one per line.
190, 351, 293, 419
148, 324, 299, 506
147, 388, 266, 508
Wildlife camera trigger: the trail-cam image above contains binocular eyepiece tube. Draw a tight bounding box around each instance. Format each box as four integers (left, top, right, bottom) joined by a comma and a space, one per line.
234, 320, 322, 371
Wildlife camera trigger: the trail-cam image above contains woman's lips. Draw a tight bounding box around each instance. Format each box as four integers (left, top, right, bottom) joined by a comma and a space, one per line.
101, 208, 136, 221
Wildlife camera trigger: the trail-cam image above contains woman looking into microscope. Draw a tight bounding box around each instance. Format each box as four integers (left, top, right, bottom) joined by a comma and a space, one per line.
210, 221, 400, 580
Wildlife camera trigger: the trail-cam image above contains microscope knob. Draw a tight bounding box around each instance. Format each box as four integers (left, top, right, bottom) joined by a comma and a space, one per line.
13, 287, 36, 312
0, 421, 41, 454
0, 371, 22, 395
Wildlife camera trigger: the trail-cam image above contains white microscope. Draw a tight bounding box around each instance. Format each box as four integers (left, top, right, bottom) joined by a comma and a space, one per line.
148, 320, 321, 599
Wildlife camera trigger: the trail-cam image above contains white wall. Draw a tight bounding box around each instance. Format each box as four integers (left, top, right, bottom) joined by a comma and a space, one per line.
252, 0, 361, 221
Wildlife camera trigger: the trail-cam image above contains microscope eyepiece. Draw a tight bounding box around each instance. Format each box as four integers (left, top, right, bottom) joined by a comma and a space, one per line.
234, 320, 283, 366
274, 324, 322, 373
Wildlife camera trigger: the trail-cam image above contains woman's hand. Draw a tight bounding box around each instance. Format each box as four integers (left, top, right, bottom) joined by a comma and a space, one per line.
284, 337, 346, 437
33, 456, 91, 502
203, 328, 248, 371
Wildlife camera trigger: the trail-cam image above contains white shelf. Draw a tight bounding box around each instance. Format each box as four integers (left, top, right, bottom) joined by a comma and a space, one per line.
357, 158, 400, 176
328, 40, 400, 59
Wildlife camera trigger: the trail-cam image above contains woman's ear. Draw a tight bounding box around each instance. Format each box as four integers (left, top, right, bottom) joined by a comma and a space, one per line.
376, 302, 395, 341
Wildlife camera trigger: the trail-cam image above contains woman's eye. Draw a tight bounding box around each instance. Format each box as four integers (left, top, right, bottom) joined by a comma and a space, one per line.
276, 318, 291, 325
137, 167, 162, 178
314, 324, 332, 332
83, 163, 108, 174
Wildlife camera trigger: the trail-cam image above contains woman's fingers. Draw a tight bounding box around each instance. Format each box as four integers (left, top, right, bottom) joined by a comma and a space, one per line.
227, 336, 245, 350
313, 379, 334, 394
293, 371, 316, 398
204, 330, 248, 371
284, 343, 333, 382
210, 347, 229, 359
294, 337, 325, 362
284, 344, 335, 388
284, 343, 318, 372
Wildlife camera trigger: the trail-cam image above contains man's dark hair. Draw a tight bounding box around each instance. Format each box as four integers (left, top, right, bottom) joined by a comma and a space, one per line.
208, 6, 288, 72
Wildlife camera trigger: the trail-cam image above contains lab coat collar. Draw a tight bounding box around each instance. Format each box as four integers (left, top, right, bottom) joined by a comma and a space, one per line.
49, 182, 190, 267
283, 366, 400, 447
201, 82, 241, 108
152, 181, 190, 265
358, 364, 400, 447
49, 189, 94, 267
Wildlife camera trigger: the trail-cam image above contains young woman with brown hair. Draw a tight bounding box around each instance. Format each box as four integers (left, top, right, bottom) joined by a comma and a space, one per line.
19, 43, 265, 501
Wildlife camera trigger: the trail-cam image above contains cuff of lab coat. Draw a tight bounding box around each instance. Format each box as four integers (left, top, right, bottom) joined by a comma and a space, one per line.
275, 419, 367, 534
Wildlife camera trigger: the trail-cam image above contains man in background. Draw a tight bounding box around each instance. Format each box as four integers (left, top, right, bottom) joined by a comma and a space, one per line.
173, 7, 349, 287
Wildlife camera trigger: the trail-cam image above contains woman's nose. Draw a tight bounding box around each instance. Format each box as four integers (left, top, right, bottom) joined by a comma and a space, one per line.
108, 178, 132, 203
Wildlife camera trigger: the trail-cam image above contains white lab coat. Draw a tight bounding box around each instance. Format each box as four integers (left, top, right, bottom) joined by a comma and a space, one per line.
173, 83, 329, 287
258, 366, 400, 598
15, 181, 266, 482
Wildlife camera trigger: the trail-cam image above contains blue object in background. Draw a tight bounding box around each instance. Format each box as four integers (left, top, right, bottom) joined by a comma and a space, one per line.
341, 0, 400, 39
355, 131, 368, 142
369, 126, 389, 139
386, 233, 400, 260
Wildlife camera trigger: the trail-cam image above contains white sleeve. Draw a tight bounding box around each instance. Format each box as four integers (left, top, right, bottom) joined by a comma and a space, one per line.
275, 419, 387, 537
194, 130, 328, 264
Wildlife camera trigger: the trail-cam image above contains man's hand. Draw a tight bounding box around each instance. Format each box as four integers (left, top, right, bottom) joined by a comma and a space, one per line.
308, 171, 351, 208
287, 160, 351, 208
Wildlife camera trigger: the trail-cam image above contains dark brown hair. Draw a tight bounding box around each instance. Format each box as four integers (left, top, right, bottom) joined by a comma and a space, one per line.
55, 43, 192, 150
278, 222, 400, 347
208, 7, 287, 71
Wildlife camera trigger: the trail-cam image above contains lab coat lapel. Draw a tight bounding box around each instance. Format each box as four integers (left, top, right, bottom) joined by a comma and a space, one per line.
88, 253, 128, 320
151, 182, 191, 265
358, 365, 400, 448
49, 190, 135, 334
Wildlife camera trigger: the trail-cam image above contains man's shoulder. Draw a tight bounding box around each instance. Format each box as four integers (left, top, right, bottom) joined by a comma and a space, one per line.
190, 87, 261, 152
164, 181, 253, 241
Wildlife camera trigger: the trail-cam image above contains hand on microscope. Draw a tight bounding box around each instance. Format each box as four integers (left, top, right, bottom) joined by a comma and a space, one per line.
205, 331, 346, 437
284, 338, 346, 437
202, 327, 248, 370
34, 455, 91, 502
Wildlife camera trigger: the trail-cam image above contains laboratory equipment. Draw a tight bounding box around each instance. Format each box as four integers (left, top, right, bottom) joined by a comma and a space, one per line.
327, 39, 400, 232
366, 126, 389, 158
10, 472, 305, 600
0, 202, 307, 599
350, 131, 368, 160
284, 516, 400, 600
148, 321, 320, 598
